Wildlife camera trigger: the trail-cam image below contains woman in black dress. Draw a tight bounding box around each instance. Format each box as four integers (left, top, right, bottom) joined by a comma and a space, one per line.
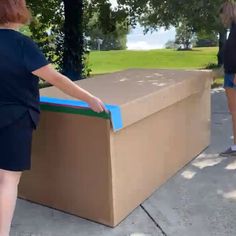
0, 1, 107, 235
219, 1, 236, 156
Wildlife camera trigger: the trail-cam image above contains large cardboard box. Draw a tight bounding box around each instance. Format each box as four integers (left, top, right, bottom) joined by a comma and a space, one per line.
18, 69, 212, 227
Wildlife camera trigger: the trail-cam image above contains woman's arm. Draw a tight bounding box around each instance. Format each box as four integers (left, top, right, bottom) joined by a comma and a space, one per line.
32, 64, 107, 113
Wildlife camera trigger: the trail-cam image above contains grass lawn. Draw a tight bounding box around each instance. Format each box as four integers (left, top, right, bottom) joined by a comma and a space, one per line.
89, 47, 218, 75
211, 77, 224, 88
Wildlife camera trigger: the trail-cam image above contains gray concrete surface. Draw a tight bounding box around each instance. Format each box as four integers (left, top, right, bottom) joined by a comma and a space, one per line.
11, 88, 236, 236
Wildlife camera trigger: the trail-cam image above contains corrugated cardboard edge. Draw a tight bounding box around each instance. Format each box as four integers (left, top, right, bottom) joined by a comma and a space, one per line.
107, 128, 116, 227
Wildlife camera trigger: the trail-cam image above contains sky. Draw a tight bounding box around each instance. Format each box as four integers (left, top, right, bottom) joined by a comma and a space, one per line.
110, 0, 176, 50
127, 26, 176, 50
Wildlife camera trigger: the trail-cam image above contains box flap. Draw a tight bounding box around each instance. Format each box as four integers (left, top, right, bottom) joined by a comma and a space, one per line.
40, 69, 212, 132
40, 97, 123, 132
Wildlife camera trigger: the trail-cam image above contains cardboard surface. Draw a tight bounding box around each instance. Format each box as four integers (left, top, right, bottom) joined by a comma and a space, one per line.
110, 89, 211, 223
40, 69, 211, 129
18, 69, 212, 227
19, 114, 114, 225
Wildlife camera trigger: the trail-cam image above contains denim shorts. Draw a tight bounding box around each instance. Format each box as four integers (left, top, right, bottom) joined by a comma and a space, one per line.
224, 73, 236, 88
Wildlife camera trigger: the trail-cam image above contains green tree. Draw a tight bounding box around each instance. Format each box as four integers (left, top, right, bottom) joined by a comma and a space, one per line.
117, 0, 226, 65
27, 0, 83, 80
27, 0, 128, 80
86, 14, 129, 50
175, 21, 194, 50
195, 31, 218, 47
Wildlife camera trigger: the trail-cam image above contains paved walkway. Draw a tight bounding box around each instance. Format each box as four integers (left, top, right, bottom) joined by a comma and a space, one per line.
11, 88, 236, 236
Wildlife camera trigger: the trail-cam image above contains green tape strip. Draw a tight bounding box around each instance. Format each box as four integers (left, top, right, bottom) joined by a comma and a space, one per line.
40, 104, 111, 120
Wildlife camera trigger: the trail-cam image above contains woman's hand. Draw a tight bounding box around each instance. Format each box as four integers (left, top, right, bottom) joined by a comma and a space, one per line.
86, 95, 108, 113
32, 64, 108, 114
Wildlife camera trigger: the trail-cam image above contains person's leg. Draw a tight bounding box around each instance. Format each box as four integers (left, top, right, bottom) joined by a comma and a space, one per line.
220, 74, 236, 156
225, 88, 236, 144
0, 169, 22, 236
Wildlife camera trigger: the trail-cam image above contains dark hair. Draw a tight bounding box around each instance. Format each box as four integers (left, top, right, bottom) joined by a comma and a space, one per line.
0, 0, 31, 25
219, 1, 236, 28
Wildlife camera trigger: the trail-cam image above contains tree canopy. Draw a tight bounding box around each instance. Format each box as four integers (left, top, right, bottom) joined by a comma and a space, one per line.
117, 0, 224, 32
27, 0, 129, 79
117, 0, 227, 65
26, 0, 228, 79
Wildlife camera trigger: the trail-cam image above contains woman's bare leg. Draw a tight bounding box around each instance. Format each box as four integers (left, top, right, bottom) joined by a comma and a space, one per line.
226, 88, 236, 144
0, 169, 22, 236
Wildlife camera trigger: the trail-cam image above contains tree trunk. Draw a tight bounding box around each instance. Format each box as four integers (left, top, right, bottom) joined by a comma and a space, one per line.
217, 29, 227, 67
63, 0, 84, 81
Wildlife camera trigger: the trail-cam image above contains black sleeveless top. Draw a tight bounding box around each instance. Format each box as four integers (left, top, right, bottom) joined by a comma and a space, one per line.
0, 29, 49, 129
224, 23, 236, 73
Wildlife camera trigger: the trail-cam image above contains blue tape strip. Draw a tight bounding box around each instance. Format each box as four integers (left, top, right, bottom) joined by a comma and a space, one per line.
40, 96, 123, 132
